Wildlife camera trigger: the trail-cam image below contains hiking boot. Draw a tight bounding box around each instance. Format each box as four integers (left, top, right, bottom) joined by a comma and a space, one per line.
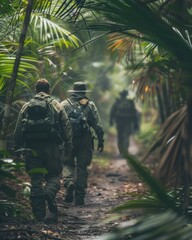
75, 198, 85, 206
75, 191, 85, 206
31, 196, 46, 221
65, 183, 75, 203
44, 210, 58, 224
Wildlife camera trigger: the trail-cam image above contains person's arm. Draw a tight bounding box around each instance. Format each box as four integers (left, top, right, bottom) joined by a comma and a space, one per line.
130, 100, 139, 132
52, 100, 73, 153
13, 103, 28, 148
59, 109, 73, 153
88, 101, 104, 152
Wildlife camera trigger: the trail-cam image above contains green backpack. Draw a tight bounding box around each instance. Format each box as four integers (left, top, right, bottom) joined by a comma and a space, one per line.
116, 99, 135, 119
66, 99, 89, 137
21, 96, 61, 142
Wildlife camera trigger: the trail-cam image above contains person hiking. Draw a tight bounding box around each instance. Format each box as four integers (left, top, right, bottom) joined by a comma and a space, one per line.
14, 79, 73, 222
61, 81, 104, 206
110, 90, 138, 155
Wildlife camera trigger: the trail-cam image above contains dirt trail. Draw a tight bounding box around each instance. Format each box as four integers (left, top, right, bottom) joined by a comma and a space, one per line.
54, 135, 143, 240
1, 135, 144, 240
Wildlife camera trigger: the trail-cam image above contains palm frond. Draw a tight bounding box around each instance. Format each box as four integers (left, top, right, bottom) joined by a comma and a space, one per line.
0, 53, 39, 94
123, 153, 179, 212
30, 14, 80, 48
108, 32, 142, 64
101, 211, 192, 240
112, 198, 165, 213
33, 0, 85, 21
82, 0, 192, 73
142, 105, 189, 185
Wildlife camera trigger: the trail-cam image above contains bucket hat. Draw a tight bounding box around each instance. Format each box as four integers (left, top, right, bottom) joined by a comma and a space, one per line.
120, 90, 128, 96
67, 82, 92, 92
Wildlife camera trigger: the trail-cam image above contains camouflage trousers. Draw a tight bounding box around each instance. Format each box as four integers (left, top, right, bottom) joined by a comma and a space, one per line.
25, 142, 62, 219
62, 132, 92, 201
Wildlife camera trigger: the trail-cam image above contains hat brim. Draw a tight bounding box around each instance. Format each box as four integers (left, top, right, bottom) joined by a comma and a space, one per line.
67, 90, 92, 92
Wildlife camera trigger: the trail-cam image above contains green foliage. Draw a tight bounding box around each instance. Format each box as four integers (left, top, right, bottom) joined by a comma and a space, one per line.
0, 0, 82, 99
124, 153, 179, 212
0, 51, 39, 96
100, 211, 192, 240
100, 153, 192, 239
136, 121, 159, 148
0, 150, 30, 220
82, 0, 192, 74
28, 168, 48, 175
0, 158, 17, 198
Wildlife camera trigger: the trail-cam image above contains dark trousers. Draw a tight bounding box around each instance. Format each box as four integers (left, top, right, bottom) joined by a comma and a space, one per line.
63, 132, 92, 199
25, 142, 61, 219
116, 120, 133, 154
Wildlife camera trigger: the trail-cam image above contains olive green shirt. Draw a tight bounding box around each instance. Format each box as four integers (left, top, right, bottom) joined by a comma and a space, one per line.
61, 94, 104, 143
14, 92, 73, 153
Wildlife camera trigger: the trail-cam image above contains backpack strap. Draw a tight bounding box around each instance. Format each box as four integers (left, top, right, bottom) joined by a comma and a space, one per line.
67, 98, 89, 121
67, 98, 81, 109
32, 95, 53, 106
67, 98, 74, 106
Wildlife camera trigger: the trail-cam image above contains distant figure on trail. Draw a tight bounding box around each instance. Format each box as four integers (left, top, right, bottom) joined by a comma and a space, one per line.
110, 90, 139, 155
14, 79, 73, 223
61, 81, 104, 206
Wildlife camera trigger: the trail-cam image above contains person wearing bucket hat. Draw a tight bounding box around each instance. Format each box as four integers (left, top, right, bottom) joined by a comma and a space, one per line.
61, 81, 104, 206
67, 82, 92, 93
110, 89, 139, 155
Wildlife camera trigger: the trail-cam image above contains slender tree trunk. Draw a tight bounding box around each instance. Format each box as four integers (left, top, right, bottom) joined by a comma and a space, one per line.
0, 0, 34, 150
182, 91, 192, 211
162, 78, 170, 118
156, 83, 165, 124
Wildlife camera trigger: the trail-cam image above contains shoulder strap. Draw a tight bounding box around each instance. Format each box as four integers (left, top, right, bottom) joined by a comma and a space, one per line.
67, 98, 81, 109
67, 98, 73, 106
33, 95, 53, 104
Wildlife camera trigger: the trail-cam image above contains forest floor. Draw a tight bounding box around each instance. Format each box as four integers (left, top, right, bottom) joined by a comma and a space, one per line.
0, 133, 148, 240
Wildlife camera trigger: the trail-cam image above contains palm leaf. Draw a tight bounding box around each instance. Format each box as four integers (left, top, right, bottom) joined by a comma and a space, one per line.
0, 53, 39, 94
99, 210, 192, 240
112, 198, 165, 213
82, 0, 192, 74
142, 105, 191, 187
30, 14, 80, 48
122, 153, 179, 212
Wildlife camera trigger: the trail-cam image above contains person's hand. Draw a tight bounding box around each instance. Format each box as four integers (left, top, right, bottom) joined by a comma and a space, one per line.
97, 142, 104, 153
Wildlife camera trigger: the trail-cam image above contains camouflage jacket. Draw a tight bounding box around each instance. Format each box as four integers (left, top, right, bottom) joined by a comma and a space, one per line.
14, 92, 73, 153
61, 94, 104, 144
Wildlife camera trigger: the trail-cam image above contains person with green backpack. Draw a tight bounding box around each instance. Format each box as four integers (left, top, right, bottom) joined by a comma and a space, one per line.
110, 90, 139, 155
61, 81, 104, 206
14, 79, 73, 222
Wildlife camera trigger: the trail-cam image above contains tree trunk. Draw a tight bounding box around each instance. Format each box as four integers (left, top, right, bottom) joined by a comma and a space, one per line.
162, 79, 170, 118
0, 0, 34, 150
182, 90, 192, 210
156, 83, 165, 124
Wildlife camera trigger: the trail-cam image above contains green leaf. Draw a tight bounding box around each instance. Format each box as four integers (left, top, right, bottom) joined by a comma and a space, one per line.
28, 168, 48, 174
124, 153, 179, 213
112, 199, 164, 213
